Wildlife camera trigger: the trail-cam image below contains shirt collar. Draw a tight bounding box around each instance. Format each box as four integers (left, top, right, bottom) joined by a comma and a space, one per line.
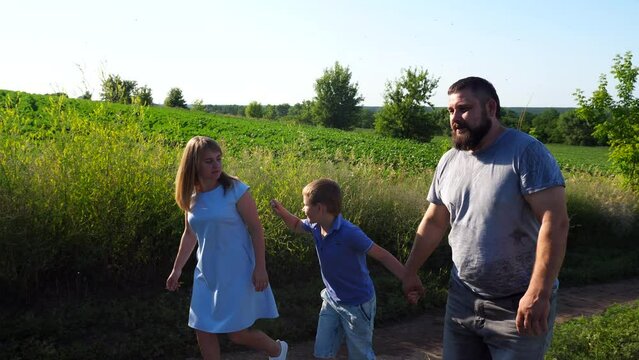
325, 214, 343, 236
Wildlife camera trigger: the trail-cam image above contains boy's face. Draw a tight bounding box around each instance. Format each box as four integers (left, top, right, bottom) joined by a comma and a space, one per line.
302, 194, 322, 223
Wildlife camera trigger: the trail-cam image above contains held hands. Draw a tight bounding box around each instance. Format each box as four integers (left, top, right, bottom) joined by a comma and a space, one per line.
166, 269, 182, 291
402, 272, 425, 304
406, 290, 421, 304
253, 265, 269, 292
516, 290, 551, 336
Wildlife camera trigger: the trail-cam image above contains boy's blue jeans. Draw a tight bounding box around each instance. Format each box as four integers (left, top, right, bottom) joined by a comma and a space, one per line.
314, 288, 376, 359
443, 275, 558, 360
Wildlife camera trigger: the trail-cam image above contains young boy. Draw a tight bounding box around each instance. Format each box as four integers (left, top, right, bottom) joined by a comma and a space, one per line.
270, 178, 406, 359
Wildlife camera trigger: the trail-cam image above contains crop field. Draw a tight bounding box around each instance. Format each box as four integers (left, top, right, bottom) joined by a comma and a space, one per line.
140, 106, 612, 175
546, 143, 610, 174
1, 90, 611, 175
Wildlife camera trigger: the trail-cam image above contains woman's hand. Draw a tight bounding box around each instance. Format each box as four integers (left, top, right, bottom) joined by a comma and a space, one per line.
166, 269, 182, 291
253, 265, 269, 292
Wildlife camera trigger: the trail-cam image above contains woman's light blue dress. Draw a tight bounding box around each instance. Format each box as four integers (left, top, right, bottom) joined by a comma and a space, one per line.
187, 180, 278, 333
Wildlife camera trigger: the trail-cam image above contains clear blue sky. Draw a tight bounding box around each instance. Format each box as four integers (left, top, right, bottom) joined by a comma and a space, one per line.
2, 0, 638, 107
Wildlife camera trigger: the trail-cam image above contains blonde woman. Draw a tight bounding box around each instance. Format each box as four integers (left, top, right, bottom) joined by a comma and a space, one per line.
166, 136, 287, 360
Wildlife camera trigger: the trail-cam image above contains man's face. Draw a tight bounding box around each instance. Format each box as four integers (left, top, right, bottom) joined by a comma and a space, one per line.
447, 90, 493, 151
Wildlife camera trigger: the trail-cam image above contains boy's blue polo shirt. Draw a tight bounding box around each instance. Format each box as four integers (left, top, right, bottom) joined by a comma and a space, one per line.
301, 214, 374, 305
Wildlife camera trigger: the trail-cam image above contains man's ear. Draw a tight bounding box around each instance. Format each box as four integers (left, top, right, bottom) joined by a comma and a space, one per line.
485, 98, 498, 119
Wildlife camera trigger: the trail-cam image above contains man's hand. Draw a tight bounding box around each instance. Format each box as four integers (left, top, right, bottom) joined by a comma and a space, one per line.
402, 273, 425, 304
516, 290, 551, 336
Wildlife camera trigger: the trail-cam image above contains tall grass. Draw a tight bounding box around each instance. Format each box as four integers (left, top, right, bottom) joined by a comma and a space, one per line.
1, 92, 638, 358
0, 95, 180, 302
561, 172, 639, 285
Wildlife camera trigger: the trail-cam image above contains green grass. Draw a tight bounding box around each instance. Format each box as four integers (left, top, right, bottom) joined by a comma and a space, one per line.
546, 143, 611, 174
547, 301, 639, 360
0, 90, 637, 359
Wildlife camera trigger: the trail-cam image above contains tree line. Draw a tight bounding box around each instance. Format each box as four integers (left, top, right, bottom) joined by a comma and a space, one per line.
82, 53, 637, 188
88, 63, 612, 147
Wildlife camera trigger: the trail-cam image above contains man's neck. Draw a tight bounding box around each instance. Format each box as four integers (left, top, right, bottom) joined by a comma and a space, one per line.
472, 124, 506, 153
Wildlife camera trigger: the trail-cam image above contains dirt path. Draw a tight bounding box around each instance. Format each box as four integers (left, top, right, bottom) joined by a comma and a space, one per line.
223, 277, 639, 360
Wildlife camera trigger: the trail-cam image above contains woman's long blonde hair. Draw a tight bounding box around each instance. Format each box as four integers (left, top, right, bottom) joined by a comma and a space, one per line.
174, 136, 235, 212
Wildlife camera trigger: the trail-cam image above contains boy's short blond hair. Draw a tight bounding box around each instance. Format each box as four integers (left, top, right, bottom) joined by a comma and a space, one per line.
303, 178, 342, 216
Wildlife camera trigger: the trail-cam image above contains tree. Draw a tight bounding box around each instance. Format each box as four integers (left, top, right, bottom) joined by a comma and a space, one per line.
133, 85, 153, 106
575, 51, 639, 188
78, 91, 92, 100
499, 108, 520, 129
374, 67, 440, 142
358, 108, 376, 128
245, 101, 264, 118
313, 62, 363, 129
530, 109, 560, 143
288, 100, 316, 124
276, 103, 291, 118
191, 99, 206, 112
555, 110, 599, 146
100, 74, 137, 104
432, 107, 451, 135
263, 105, 277, 120
164, 88, 187, 108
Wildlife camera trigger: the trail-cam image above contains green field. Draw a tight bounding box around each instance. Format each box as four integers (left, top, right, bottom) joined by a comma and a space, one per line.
546, 143, 610, 174
0, 90, 611, 175
1, 90, 637, 359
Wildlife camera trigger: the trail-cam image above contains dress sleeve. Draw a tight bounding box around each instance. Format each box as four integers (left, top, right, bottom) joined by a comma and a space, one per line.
231, 179, 250, 202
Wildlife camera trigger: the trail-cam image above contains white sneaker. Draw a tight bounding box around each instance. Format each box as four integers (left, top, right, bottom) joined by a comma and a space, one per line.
269, 340, 288, 360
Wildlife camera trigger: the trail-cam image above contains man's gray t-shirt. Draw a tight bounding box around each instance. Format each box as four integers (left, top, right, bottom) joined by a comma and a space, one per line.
428, 128, 565, 298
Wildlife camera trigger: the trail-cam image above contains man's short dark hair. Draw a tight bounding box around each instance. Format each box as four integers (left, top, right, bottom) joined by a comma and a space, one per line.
448, 76, 501, 119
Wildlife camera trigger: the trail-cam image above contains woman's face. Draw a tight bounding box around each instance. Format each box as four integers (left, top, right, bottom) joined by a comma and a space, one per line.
197, 149, 222, 190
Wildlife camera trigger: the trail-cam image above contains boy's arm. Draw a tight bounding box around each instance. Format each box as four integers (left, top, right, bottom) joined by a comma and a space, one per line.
270, 199, 305, 234
367, 243, 405, 280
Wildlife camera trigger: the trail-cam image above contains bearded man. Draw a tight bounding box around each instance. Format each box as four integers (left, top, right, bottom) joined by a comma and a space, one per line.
402, 77, 569, 360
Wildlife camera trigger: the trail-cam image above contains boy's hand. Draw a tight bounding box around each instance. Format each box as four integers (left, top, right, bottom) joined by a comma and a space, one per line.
270, 199, 284, 216
402, 273, 425, 304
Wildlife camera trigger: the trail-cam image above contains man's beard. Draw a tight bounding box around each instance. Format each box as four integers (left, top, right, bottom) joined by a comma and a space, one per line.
452, 110, 492, 150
